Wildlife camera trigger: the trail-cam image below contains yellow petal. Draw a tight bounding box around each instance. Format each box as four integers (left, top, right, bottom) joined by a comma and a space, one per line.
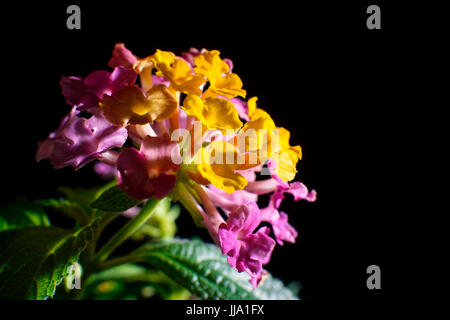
278, 127, 302, 159
152, 50, 176, 71
194, 50, 245, 99
145, 84, 178, 121
274, 149, 299, 182
194, 50, 229, 79
100, 85, 177, 126
195, 140, 248, 193
206, 73, 247, 99
237, 108, 277, 156
152, 50, 205, 95
133, 57, 154, 92
247, 96, 258, 118
182, 95, 242, 131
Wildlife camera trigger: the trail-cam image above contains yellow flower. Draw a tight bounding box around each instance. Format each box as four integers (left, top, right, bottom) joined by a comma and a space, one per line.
182, 94, 243, 131
236, 99, 279, 158
238, 97, 303, 182
194, 50, 246, 99
273, 127, 302, 182
100, 85, 178, 126
151, 50, 206, 96
274, 149, 299, 182
247, 96, 258, 118
278, 127, 302, 159
194, 140, 248, 193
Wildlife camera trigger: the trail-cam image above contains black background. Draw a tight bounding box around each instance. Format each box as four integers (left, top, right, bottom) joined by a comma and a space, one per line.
1, 0, 426, 301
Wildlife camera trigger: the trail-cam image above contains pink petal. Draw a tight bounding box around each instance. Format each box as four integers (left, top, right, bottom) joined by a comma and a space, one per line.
117, 148, 156, 200
37, 109, 127, 170
108, 43, 138, 69
60, 67, 136, 111
117, 133, 180, 200
140, 133, 181, 173
271, 212, 298, 245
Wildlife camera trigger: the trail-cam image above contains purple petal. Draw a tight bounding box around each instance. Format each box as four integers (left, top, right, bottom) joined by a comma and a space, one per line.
93, 162, 118, 180
206, 185, 258, 212
37, 109, 127, 170
60, 67, 136, 111
225, 202, 261, 236
117, 134, 180, 200
271, 212, 298, 245
117, 148, 156, 200
218, 227, 238, 255
284, 182, 317, 202
60, 76, 98, 109
108, 43, 137, 69
246, 227, 275, 265
152, 75, 170, 87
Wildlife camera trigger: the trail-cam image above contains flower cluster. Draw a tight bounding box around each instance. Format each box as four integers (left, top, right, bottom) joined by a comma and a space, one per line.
37, 44, 316, 288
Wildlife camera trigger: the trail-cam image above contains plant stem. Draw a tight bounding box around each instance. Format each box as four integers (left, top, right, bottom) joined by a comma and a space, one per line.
90, 212, 120, 257
93, 198, 161, 263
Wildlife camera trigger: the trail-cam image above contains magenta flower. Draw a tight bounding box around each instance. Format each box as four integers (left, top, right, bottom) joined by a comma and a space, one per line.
117, 133, 181, 200
36, 109, 127, 170
260, 193, 298, 245
205, 185, 258, 212
60, 66, 137, 111
93, 162, 118, 180
271, 212, 298, 246
218, 202, 276, 288
108, 43, 138, 69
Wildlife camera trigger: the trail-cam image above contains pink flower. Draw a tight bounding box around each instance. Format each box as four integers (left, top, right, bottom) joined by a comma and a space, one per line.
108, 43, 138, 69
36, 109, 127, 170
260, 193, 298, 245
247, 178, 315, 245
245, 159, 317, 203
117, 133, 181, 200
205, 185, 257, 213
218, 202, 275, 288
93, 162, 118, 180
270, 212, 298, 246
60, 66, 137, 111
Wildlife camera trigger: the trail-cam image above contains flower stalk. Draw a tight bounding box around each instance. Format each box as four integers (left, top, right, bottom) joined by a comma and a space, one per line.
93, 197, 161, 263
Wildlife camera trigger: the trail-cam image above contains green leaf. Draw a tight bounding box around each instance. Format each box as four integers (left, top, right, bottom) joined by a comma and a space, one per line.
131, 239, 298, 300
58, 180, 116, 214
0, 222, 98, 300
0, 199, 50, 232
35, 199, 90, 225
91, 186, 141, 212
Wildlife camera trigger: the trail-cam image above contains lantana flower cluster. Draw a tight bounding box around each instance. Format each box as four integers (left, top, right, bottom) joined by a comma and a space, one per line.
37, 44, 316, 288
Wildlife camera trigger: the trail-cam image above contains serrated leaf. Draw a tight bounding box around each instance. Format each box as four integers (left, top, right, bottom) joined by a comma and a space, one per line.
131, 239, 298, 300
91, 186, 141, 212
0, 222, 98, 300
0, 199, 50, 232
